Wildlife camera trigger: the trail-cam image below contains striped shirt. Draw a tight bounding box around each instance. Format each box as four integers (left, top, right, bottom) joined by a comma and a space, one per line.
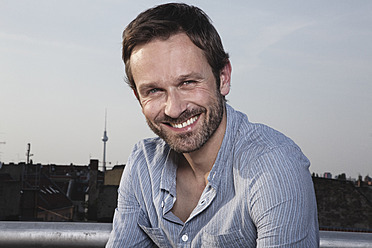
106, 104, 319, 247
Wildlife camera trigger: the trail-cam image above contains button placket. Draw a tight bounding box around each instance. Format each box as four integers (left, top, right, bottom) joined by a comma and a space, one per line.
198, 187, 212, 207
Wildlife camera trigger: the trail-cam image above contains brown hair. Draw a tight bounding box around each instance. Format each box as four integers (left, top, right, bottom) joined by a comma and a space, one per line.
122, 3, 229, 93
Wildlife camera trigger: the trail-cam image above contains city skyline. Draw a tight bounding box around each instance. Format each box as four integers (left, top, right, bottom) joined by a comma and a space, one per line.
1, 0, 371, 179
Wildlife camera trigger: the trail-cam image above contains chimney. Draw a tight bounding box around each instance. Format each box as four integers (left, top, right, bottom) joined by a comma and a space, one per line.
87, 159, 99, 220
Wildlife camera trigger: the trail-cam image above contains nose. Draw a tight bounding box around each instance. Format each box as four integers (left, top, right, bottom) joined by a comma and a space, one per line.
164, 89, 186, 118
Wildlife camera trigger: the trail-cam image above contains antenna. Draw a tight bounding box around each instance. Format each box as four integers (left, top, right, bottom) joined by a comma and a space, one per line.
102, 109, 108, 172
26, 143, 34, 164
0, 141, 5, 163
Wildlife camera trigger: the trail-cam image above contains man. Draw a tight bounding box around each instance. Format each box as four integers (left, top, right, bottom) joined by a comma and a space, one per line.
107, 3, 319, 247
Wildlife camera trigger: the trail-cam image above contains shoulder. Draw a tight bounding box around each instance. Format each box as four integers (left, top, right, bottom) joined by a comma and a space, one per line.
227, 105, 297, 155
230, 113, 309, 177
235, 117, 301, 159
131, 137, 169, 157
126, 137, 170, 174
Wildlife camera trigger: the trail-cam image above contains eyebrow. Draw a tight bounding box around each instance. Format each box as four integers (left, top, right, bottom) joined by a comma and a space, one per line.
177, 73, 204, 82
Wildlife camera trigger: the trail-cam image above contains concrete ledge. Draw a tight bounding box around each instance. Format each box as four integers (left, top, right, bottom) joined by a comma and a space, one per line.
0, 221, 111, 248
0, 221, 371, 247
319, 231, 372, 248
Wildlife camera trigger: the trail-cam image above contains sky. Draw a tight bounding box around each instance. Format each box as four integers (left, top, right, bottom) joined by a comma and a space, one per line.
0, 0, 371, 179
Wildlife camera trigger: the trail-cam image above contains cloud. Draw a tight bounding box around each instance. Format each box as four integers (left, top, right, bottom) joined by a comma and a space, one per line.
246, 20, 314, 64
0, 31, 107, 55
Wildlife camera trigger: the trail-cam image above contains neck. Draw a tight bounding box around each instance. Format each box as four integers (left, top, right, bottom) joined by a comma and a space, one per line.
182, 109, 227, 184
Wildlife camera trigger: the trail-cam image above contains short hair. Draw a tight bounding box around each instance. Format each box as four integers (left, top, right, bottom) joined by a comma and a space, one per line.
122, 3, 229, 93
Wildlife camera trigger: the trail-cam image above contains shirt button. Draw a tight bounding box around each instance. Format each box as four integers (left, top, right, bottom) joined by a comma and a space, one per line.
181, 234, 188, 242
161, 201, 164, 208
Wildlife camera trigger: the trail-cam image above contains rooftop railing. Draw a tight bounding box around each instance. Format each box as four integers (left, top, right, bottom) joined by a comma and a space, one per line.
0, 221, 110, 248
0, 221, 371, 248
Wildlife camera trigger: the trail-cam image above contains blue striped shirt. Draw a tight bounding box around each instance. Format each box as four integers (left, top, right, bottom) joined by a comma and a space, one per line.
106, 104, 319, 247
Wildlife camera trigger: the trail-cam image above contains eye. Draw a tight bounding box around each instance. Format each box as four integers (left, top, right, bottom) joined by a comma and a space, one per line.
182, 80, 197, 87
148, 88, 160, 94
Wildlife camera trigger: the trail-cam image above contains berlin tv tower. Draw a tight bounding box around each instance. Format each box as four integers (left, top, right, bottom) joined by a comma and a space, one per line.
102, 110, 108, 172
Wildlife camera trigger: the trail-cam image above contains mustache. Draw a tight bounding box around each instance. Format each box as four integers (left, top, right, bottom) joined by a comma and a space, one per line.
158, 108, 205, 124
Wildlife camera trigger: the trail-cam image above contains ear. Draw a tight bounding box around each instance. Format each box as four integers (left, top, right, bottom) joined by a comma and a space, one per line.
219, 60, 232, 96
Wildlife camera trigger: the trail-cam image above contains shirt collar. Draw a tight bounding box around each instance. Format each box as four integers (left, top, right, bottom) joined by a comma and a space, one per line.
207, 104, 240, 189
160, 149, 178, 195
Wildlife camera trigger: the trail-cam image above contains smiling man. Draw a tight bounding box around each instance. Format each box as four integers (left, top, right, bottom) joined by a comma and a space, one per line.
106, 3, 319, 248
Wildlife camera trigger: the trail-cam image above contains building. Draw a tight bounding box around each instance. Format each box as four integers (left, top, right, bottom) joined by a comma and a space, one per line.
0, 160, 104, 221
35, 174, 74, 221
323, 172, 332, 179
104, 165, 125, 186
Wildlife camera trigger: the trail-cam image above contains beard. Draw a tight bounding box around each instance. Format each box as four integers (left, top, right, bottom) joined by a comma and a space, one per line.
146, 91, 225, 153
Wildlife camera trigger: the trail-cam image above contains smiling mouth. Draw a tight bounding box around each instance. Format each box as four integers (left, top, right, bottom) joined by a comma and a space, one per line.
170, 115, 198, 129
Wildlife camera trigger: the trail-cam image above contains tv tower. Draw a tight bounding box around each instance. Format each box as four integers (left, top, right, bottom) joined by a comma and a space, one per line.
102, 110, 108, 172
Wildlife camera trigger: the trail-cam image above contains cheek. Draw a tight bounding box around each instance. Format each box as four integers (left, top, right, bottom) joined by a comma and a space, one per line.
142, 105, 153, 119
187, 87, 219, 104
141, 100, 162, 120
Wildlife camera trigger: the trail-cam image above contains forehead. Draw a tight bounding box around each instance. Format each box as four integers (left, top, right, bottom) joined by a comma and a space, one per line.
131, 32, 203, 60
129, 33, 210, 83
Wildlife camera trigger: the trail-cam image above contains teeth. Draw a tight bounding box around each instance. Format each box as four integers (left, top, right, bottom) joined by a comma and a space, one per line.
171, 116, 198, 129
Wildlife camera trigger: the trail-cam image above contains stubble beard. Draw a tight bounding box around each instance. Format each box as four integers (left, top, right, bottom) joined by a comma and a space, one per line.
146, 92, 225, 153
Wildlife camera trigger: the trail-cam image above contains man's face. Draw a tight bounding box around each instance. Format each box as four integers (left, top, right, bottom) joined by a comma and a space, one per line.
130, 33, 230, 153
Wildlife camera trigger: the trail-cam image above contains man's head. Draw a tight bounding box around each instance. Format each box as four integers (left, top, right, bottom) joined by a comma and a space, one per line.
123, 3, 232, 153
122, 3, 229, 96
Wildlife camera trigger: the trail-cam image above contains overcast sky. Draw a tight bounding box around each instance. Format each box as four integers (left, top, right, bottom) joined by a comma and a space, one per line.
0, 0, 371, 179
